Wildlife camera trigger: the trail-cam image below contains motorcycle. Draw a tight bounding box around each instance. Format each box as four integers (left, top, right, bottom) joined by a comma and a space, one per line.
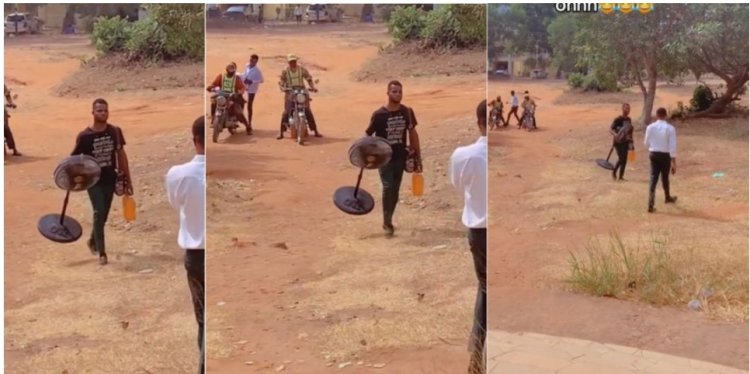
490, 107, 503, 130
210, 89, 241, 143
282, 85, 317, 145
520, 109, 535, 132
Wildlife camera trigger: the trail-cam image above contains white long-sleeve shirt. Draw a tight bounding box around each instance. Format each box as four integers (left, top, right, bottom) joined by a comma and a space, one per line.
644, 119, 677, 158
166, 155, 205, 250
243, 64, 264, 94
450, 136, 487, 229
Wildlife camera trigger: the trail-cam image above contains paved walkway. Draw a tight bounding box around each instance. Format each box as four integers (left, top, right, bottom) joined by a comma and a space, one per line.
488, 330, 748, 374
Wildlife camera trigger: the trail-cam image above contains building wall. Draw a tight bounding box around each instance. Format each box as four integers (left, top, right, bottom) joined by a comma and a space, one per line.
36, 4, 68, 30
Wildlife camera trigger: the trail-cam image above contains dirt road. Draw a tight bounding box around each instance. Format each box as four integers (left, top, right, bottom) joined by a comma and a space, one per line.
4, 34, 203, 373
206, 24, 485, 373
488, 79, 748, 369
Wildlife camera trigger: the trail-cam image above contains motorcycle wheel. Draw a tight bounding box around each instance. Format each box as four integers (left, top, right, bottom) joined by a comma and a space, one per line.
212, 115, 222, 143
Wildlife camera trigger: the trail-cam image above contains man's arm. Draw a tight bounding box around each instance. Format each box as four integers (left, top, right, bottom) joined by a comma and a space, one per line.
116, 127, 133, 193
669, 126, 677, 174
365, 112, 377, 136
165, 168, 181, 210
302, 67, 315, 90
207, 74, 222, 91
235, 76, 246, 94
257, 68, 264, 84
70, 133, 83, 156
610, 118, 619, 135
407, 107, 421, 158
643, 125, 650, 147
278, 70, 288, 89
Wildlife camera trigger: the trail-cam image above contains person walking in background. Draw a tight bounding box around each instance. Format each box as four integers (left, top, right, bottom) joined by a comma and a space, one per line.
644, 107, 678, 213
450, 100, 488, 374
366, 80, 421, 237
294, 5, 303, 24
166, 116, 206, 374
71, 98, 133, 266
242, 54, 264, 135
276, 6, 281, 21
505, 90, 521, 127
610, 103, 634, 181
4, 84, 21, 156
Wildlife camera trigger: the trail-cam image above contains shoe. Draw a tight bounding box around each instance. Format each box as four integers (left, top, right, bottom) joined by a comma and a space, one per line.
383, 224, 394, 237
665, 196, 678, 204
87, 238, 97, 255
648, 206, 655, 213
276, 134, 283, 140
12, 150, 21, 156
99, 253, 108, 265
314, 132, 323, 138
618, 177, 627, 182
246, 128, 253, 135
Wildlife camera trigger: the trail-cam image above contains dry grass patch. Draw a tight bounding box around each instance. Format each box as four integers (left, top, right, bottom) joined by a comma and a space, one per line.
299, 234, 475, 361
567, 231, 748, 322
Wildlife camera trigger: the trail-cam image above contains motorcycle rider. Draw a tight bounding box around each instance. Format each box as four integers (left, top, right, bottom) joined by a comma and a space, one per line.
488, 95, 505, 130
277, 54, 322, 139
206, 62, 250, 134
4, 84, 21, 156
520, 91, 537, 130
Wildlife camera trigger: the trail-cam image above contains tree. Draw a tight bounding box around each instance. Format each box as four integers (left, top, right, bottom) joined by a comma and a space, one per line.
573, 5, 690, 125
676, 4, 749, 117
488, 4, 556, 59
547, 14, 579, 76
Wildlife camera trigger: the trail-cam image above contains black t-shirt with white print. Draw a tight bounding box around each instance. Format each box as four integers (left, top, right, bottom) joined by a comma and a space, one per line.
366, 105, 417, 162
71, 124, 126, 186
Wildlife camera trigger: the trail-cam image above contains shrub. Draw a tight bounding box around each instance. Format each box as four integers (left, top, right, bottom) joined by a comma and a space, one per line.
145, 4, 204, 61
91, 16, 130, 54
567, 72, 585, 88
125, 18, 167, 61
690, 85, 715, 112
420, 6, 460, 49
443, 4, 486, 47
90, 4, 203, 63
388, 6, 426, 42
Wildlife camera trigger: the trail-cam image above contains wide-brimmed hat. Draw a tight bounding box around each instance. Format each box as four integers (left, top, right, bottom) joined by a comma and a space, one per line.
287, 54, 299, 62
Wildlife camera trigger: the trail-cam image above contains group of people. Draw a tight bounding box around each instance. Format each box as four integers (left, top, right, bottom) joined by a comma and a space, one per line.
488, 90, 537, 131
205, 53, 323, 141
609, 103, 678, 213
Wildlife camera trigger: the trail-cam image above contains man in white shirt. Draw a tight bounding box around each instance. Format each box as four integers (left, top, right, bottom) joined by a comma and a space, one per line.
450, 100, 487, 374
644, 107, 677, 213
166, 116, 206, 374
294, 5, 303, 24
242, 54, 264, 135
505, 90, 521, 127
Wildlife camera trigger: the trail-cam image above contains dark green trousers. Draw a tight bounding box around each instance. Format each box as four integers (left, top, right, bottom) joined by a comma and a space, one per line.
378, 157, 406, 227
87, 183, 115, 255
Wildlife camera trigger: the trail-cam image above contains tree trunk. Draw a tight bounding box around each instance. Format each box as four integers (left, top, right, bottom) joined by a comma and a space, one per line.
640, 69, 658, 126
693, 72, 749, 116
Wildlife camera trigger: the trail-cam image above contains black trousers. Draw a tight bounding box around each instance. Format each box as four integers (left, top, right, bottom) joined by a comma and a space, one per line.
467, 228, 487, 374
246, 93, 256, 128
505, 106, 520, 125
613, 142, 630, 179
5, 111, 17, 151
87, 183, 115, 255
378, 156, 406, 227
184, 250, 205, 374
649, 152, 672, 208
